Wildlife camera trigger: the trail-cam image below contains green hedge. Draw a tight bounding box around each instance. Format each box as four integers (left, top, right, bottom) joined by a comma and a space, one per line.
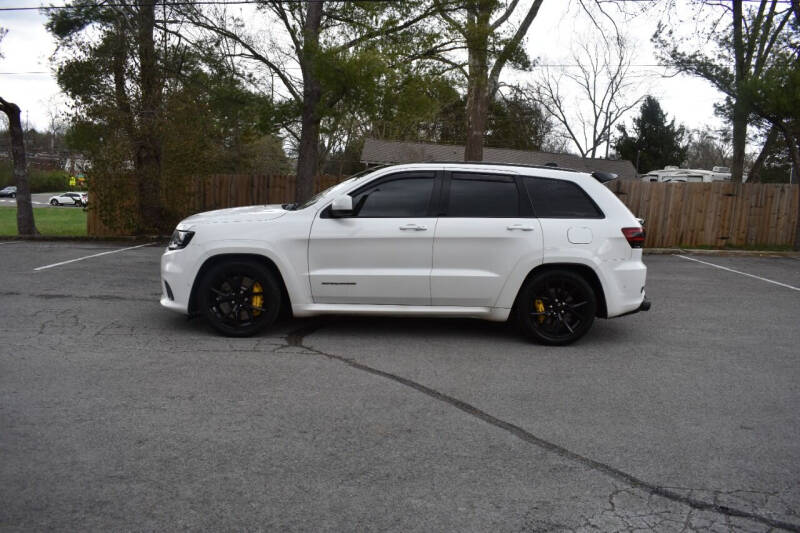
0, 160, 77, 193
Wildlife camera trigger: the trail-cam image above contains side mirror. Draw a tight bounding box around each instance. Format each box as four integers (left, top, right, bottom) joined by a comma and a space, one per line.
330, 195, 353, 217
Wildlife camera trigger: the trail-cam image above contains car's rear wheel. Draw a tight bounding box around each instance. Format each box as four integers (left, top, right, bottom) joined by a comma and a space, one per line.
198, 259, 281, 337
516, 270, 597, 346
10, 193, 15, 198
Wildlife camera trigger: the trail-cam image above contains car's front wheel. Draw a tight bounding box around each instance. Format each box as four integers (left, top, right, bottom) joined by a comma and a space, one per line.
50, 199, 59, 206
197, 259, 281, 337
516, 270, 597, 346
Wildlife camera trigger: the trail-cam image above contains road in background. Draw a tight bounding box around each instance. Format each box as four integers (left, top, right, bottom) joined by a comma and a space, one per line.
0, 192, 85, 208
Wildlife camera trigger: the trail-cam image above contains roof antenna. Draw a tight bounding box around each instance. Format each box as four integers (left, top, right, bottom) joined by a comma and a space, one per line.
544, 162, 558, 167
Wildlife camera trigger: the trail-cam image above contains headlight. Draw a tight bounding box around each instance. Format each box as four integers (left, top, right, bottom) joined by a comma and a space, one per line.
168, 229, 195, 250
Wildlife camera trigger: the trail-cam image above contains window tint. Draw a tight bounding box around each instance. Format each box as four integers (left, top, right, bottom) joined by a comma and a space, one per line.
447, 174, 519, 217
353, 176, 433, 217
523, 177, 603, 218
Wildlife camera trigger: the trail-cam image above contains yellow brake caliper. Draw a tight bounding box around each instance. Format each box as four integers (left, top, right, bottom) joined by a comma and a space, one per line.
534, 299, 545, 323
251, 282, 263, 316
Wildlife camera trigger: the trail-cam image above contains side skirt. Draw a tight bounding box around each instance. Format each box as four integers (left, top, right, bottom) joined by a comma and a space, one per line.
292, 303, 511, 322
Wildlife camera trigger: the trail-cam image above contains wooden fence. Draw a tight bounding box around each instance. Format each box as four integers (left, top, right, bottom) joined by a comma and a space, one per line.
87, 174, 345, 237
88, 174, 799, 248
607, 180, 798, 248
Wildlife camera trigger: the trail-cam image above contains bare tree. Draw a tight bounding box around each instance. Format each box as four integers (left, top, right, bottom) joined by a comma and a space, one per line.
45, 96, 67, 154
534, 35, 645, 158
685, 126, 733, 170
0, 97, 38, 236
433, 0, 544, 161
185, 1, 440, 202
655, 0, 793, 183
747, 124, 779, 182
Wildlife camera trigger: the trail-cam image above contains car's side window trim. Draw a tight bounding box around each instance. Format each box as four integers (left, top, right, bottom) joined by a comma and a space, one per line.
522, 175, 606, 219
320, 170, 440, 219
440, 170, 529, 218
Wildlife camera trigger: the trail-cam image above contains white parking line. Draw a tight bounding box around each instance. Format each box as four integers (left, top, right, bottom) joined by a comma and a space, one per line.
676, 254, 800, 292
34, 243, 156, 271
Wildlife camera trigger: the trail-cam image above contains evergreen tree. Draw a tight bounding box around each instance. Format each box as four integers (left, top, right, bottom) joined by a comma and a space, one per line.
614, 96, 687, 174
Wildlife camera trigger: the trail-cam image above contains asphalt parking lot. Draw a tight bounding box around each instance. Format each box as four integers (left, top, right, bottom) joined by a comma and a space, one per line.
1, 241, 799, 532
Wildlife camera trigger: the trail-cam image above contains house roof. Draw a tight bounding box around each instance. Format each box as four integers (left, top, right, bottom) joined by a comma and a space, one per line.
361, 138, 637, 180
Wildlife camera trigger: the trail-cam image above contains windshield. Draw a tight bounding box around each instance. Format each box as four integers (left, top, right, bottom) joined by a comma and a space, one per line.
288, 166, 387, 210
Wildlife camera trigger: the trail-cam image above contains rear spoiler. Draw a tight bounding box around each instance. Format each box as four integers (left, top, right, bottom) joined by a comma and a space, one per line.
591, 171, 618, 183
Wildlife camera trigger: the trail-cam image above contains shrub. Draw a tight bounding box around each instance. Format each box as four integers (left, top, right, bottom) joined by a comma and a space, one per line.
0, 160, 71, 193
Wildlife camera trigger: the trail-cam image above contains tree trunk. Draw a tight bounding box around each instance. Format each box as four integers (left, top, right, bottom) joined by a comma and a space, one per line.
748, 125, 779, 182
464, 5, 491, 162
730, 0, 747, 183
0, 97, 38, 236
295, 0, 324, 204
135, 1, 164, 234
731, 101, 748, 184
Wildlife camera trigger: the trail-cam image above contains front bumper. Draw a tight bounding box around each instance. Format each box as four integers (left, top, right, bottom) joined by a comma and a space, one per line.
160, 249, 192, 314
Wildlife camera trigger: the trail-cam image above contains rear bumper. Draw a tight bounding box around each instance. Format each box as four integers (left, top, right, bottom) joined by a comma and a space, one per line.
601, 258, 648, 317
615, 297, 651, 318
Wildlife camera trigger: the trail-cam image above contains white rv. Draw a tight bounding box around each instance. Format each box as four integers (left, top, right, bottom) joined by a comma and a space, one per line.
639, 166, 745, 183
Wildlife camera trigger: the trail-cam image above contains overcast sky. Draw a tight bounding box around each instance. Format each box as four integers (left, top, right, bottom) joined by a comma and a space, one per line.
0, 0, 727, 138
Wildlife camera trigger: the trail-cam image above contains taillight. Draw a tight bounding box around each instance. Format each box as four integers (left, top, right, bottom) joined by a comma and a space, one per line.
621, 227, 645, 248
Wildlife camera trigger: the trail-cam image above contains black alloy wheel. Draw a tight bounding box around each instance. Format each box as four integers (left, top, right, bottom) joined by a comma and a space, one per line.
50, 199, 59, 206
198, 259, 281, 337
517, 270, 597, 346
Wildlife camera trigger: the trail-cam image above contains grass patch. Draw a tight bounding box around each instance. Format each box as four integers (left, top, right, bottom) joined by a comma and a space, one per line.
0, 206, 87, 237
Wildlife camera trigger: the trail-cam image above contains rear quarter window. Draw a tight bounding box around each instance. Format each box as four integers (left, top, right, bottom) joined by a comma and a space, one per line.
522, 177, 604, 219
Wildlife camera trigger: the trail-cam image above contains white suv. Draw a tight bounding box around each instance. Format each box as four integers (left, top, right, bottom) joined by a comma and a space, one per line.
161, 163, 649, 345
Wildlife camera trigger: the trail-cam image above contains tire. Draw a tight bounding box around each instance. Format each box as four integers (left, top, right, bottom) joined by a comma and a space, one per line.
10, 193, 15, 198
197, 259, 281, 337
516, 270, 597, 346
50, 199, 58, 206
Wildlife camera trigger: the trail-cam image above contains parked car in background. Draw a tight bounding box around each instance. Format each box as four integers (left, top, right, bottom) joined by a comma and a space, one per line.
161, 162, 650, 345
49, 192, 86, 207
0, 186, 16, 198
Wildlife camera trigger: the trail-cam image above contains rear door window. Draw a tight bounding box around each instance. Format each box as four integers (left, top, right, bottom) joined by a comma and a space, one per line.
446, 173, 520, 217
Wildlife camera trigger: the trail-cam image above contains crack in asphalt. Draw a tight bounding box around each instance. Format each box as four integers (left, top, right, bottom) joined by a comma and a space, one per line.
284, 321, 800, 533
0, 290, 159, 302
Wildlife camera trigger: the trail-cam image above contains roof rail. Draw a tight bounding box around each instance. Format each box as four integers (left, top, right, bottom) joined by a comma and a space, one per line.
419, 160, 584, 173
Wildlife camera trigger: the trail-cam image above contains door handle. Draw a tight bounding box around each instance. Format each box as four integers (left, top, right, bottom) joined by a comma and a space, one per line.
399, 224, 427, 231
507, 224, 534, 231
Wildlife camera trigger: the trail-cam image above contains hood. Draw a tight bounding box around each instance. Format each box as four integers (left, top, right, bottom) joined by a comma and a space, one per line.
178, 204, 288, 228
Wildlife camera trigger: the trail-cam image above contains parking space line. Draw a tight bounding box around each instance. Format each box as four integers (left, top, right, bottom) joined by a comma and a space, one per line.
34, 243, 156, 271
676, 254, 800, 292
